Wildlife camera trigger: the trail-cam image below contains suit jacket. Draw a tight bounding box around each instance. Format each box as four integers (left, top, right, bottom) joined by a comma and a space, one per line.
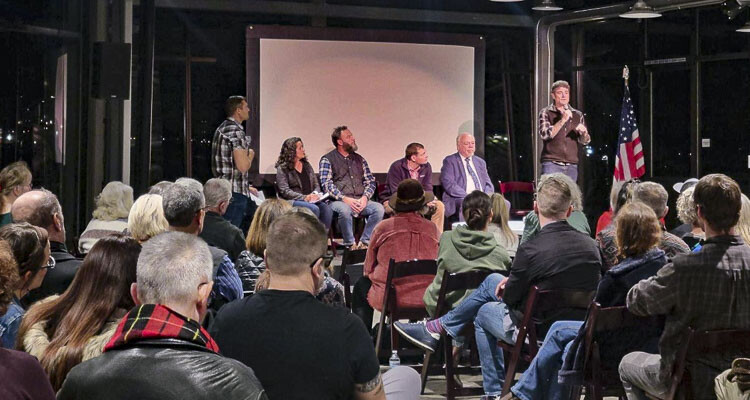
439, 152, 494, 218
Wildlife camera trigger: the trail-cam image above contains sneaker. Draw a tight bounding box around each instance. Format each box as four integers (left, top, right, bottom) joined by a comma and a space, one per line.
393, 321, 440, 353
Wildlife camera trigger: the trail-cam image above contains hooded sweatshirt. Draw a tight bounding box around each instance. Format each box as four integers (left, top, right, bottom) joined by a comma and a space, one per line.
423, 225, 511, 316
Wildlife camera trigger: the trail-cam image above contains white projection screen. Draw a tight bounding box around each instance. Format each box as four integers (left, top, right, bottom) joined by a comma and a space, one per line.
246, 26, 485, 177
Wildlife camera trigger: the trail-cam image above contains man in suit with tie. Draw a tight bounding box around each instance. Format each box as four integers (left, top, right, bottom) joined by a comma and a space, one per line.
440, 132, 494, 221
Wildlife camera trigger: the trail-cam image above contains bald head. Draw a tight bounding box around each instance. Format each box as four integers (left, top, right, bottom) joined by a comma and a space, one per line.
456, 132, 476, 158
11, 189, 65, 242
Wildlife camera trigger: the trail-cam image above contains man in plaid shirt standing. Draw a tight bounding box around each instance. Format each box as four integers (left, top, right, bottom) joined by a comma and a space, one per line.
619, 174, 750, 399
211, 95, 256, 229
319, 126, 384, 248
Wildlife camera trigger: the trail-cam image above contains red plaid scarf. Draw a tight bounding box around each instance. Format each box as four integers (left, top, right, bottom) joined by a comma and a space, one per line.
104, 304, 219, 353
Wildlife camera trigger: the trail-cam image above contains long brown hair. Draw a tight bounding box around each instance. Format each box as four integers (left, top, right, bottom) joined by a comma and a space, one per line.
17, 234, 141, 390
615, 202, 661, 259
245, 199, 291, 255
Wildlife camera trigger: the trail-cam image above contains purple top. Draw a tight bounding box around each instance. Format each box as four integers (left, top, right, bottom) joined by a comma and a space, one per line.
383, 158, 434, 199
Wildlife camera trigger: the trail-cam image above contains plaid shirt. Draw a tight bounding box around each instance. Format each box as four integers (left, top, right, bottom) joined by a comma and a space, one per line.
319, 154, 376, 200
211, 118, 251, 197
626, 235, 750, 392
538, 103, 589, 143
597, 224, 690, 270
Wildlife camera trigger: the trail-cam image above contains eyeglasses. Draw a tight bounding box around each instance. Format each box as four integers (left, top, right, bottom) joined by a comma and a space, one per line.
42, 256, 56, 270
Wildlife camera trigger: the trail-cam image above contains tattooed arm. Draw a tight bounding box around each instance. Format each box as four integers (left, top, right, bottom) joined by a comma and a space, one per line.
353, 372, 386, 400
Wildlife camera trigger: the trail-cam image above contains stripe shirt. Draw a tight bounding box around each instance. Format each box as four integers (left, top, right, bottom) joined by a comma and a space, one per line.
211, 118, 251, 196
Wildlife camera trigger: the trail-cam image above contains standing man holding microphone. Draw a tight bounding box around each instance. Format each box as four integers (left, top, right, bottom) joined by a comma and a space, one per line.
212, 95, 258, 229
538, 80, 590, 182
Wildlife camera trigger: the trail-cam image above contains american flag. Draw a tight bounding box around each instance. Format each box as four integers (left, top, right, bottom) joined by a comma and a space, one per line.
613, 85, 645, 181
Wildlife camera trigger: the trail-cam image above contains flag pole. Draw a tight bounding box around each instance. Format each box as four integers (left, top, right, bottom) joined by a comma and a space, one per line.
623, 65, 630, 88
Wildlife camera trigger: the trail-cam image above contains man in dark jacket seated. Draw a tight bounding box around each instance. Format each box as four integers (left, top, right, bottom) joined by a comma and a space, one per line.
394, 173, 602, 398
500, 202, 667, 400
199, 178, 246, 262
57, 232, 267, 400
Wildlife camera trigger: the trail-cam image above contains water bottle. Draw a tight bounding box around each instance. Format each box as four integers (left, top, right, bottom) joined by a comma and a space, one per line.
388, 350, 400, 368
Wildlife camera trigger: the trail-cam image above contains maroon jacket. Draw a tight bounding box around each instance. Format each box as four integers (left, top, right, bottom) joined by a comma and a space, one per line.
382, 158, 433, 199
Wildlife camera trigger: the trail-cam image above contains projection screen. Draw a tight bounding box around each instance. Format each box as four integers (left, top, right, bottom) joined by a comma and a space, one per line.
247, 26, 485, 176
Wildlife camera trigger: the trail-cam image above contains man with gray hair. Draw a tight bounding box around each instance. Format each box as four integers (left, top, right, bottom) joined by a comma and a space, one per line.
394, 173, 601, 398
597, 181, 689, 270
11, 189, 82, 305
161, 183, 243, 310
210, 212, 421, 400
199, 178, 245, 261
57, 232, 267, 400
440, 132, 495, 222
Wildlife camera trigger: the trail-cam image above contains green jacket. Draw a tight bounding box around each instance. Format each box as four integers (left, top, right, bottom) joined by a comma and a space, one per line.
423, 225, 511, 316
520, 210, 591, 245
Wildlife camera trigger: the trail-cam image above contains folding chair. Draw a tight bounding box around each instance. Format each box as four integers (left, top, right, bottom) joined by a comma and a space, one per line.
500, 286, 595, 395
650, 327, 750, 400
499, 181, 535, 218
374, 258, 438, 359
337, 247, 367, 309
422, 269, 495, 399
573, 303, 663, 400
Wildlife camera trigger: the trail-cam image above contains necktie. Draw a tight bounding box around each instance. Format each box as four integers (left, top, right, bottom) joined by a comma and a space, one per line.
465, 157, 481, 191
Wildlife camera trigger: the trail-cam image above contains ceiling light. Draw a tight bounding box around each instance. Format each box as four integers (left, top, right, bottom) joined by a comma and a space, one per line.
738, 20, 750, 31
532, 0, 563, 11
620, 0, 662, 18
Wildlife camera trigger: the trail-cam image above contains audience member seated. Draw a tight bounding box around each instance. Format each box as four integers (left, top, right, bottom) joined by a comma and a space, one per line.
127, 194, 169, 243
210, 212, 420, 400
501, 202, 667, 400
520, 173, 590, 245
11, 189, 82, 305
0, 239, 55, 400
0, 161, 32, 228
619, 174, 750, 400
382, 142, 445, 233
319, 126, 384, 248
395, 173, 602, 397
737, 194, 750, 246
161, 183, 243, 309
595, 181, 624, 235
440, 133, 494, 222
174, 176, 204, 194
598, 181, 689, 270
422, 190, 511, 318
487, 193, 519, 258
276, 137, 333, 231
78, 181, 133, 254
147, 180, 173, 195
0, 223, 50, 348
237, 199, 345, 306
17, 235, 140, 390
352, 179, 441, 332
669, 178, 699, 238
675, 186, 704, 250
199, 178, 245, 262
56, 232, 267, 400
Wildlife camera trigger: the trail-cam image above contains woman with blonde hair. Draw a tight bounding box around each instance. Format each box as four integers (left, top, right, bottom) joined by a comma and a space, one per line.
127, 194, 169, 243
0, 223, 51, 349
0, 161, 32, 228
78, 181, 134, 253
736, 194, 750, 245
487, 193, 519, 257
675, 186, 704, 250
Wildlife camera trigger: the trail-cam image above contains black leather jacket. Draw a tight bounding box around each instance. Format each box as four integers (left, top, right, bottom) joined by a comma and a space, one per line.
57, 338, 267, 400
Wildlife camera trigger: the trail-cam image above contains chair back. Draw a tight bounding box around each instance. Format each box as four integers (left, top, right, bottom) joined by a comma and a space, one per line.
663, 327, 750, 399
498, 181, 535, 218
382, 258, 438, 313
434, 269, 495, 318
499, 181, 535, 194
338, 247, 367, 308
519, 286, 595, 353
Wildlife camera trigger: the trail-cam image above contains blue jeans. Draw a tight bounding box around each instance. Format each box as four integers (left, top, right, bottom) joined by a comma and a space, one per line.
330, 200, 384, 245
511, 320, 582, 400
436, 273, 510, 394
292, 200, 333, 231
541, 161, 578, 182
224, 192, 248, 229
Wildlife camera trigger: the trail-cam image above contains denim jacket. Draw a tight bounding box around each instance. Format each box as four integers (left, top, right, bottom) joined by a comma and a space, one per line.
0, 297, 25, 348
